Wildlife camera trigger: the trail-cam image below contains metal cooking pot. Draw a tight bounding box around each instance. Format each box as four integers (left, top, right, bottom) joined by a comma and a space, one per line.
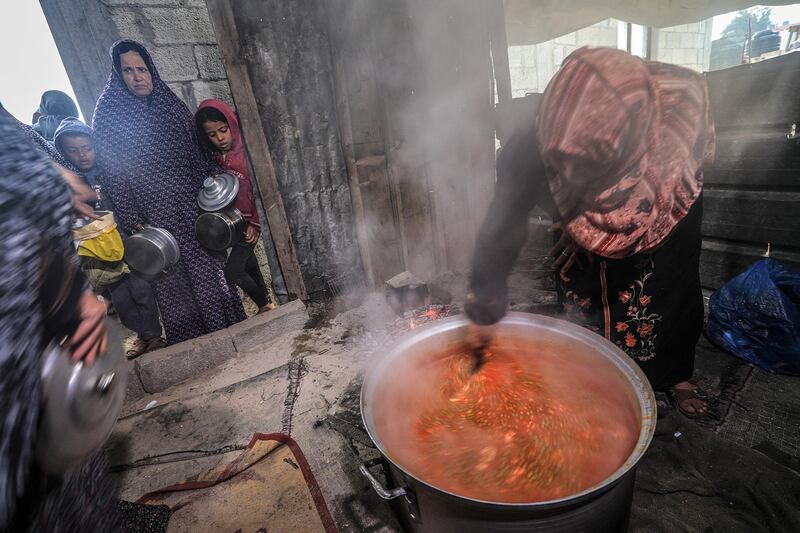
36, 319, 128, 474
124, 225, 181, 278
197, 173, 239, 212
360, 312, 656, 533
195, 207, 246, 251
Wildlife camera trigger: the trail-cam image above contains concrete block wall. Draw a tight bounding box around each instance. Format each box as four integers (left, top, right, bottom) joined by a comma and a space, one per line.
652, 20, 714, 73
104, 0, 232, 110
508, 18, 620, 97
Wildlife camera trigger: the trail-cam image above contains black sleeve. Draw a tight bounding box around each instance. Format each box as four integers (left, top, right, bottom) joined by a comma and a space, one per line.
469, 132, 548, 299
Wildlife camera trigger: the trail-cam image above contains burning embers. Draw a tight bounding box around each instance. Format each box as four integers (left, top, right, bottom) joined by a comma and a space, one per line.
385, 270, 457, 332
398, 303, 455, 332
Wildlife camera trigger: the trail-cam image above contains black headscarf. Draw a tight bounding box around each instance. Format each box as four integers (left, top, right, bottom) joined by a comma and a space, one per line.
33, 90, 79, 141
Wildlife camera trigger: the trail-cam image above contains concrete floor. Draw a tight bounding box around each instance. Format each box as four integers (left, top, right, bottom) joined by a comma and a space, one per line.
108, 271, 800, 532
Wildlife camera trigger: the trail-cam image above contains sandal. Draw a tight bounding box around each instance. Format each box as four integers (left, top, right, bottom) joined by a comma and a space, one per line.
669, 385, 708, 418
126, 338, 147, 360
145, 337, 167, 353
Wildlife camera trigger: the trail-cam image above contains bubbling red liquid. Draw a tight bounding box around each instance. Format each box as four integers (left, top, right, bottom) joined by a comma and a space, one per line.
371, 336, 642, 503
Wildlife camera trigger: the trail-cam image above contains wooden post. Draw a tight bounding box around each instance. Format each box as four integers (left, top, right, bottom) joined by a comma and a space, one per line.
40, 0, 120, 122
206, 0, 307, 300
488, 0, 512, 105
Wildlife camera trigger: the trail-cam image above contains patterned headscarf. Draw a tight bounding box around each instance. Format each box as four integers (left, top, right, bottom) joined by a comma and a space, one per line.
0, 108, 74, 529
537, 47, 715, 258
92, 40, 217, 234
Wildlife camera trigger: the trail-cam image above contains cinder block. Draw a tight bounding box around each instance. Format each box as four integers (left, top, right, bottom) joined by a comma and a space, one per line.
149, 45, 198, 82
109, 8, 148, 44
143, 7, 216, 45
105, 0, 206, 6
190, 79, 233, 107
194, 45, 227, 79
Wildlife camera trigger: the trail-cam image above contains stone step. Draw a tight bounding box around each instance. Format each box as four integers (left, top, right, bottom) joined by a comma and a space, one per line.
124, 299, 308, 402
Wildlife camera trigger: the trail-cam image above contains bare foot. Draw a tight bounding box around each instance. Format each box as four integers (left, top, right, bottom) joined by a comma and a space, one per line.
257, 303, 278, 315
670, 381, 707, 417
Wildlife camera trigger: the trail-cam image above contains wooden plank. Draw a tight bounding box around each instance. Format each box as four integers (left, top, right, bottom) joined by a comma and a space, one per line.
205, 0, 307, 300
371, 0, 439, 280
487, 0, 512, 104
700, 238, 800, 290
327, 0, 375, 285
701, 188, 800, 248
705, 168, 800, 188
354, 156, 405, 284
707, 52, 800, 130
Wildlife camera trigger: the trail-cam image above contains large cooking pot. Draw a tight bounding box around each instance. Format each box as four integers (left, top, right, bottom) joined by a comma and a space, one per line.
124, 225, 180, 278
195, 173, 245, 251
360, 312, 656, 533
36, 319, 128, 474
195, 207, 246, 251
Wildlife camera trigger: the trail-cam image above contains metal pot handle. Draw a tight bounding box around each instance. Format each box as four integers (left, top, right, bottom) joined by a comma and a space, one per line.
360, 458, 407, 499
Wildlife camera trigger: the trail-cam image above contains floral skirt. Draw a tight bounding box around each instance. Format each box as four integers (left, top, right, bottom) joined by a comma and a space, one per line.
556, 196, 704, 391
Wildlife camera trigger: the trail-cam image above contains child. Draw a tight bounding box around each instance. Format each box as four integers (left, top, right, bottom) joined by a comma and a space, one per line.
195, 100, 277, 314
54, 118, 165, 358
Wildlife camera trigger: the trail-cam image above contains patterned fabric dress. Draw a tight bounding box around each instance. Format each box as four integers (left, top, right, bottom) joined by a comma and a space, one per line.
93, 40, 245, 344
0, 108, 120, 531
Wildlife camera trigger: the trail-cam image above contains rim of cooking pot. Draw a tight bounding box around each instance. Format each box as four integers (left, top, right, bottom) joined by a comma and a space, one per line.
360, 311, 657, 509
198, 172, 240, 212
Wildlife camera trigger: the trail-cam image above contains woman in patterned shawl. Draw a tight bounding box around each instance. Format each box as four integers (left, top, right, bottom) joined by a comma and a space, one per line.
0, 109, 120, 531
466, 47, 715, 417
93, 40, 245, 344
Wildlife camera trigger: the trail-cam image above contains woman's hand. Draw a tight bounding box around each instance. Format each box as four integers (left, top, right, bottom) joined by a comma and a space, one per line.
244, 224, 259, 245
64, 292, 108, 367
548, 222, 593, 282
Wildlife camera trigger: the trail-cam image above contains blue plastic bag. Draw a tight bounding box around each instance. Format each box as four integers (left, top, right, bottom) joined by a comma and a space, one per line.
707, 259, 800, 375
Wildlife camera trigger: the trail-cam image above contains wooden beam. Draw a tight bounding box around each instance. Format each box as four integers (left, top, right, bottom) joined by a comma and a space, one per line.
40, 0, 120, 122
488, 0, 512, 104
205, 0, 307, 300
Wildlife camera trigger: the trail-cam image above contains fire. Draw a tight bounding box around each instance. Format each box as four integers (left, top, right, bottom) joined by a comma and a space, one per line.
399, 304, 454, 332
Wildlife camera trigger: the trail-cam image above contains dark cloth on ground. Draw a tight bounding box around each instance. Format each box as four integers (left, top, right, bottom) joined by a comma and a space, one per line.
108, 273, 162, 340
93, 40, 245, 345
224, 242, 271, 308
631, 412, 800, 532
0, 109, 117, 530
116, 500, 171, 533
33, 90, 79, 141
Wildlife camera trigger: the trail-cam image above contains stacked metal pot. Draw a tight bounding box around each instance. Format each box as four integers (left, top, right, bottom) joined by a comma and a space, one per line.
194, 173, 245, 251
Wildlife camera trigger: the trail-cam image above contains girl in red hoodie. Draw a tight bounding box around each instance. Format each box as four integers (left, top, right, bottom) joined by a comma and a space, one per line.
195, 99, 277, 313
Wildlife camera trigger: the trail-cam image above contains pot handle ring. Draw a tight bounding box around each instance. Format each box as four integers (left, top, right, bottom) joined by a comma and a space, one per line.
360, 458, 407, 500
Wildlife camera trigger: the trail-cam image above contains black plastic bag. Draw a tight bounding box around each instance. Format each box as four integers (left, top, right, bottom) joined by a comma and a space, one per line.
707, 259, 800, 375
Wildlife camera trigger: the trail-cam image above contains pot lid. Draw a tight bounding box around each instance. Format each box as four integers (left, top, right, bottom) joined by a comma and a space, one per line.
198, 173, 240, 211
36, 320, 127, 474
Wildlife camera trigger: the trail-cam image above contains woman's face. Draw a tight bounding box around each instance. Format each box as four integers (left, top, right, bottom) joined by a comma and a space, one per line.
203, 119, 232, 152
120, 51, 153, 98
